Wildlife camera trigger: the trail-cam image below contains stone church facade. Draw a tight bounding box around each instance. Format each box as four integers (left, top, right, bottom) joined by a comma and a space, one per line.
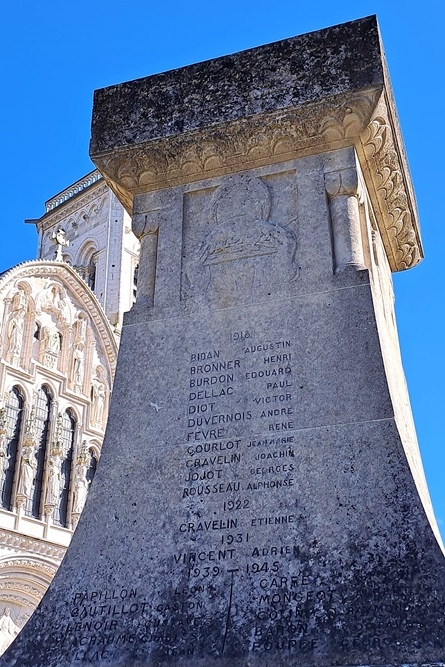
0, 171, 139, 651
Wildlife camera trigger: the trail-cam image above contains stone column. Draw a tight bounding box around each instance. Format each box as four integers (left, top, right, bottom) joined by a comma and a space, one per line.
325, 166, 366, 274
131, 212, 158, 307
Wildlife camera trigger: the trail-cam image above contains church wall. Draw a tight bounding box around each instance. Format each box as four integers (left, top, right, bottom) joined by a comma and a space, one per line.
35, 172, 140, 334
0, 170, 134, 652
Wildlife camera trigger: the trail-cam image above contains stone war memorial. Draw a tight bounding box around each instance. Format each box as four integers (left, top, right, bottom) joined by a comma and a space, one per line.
2, 14, 445, 667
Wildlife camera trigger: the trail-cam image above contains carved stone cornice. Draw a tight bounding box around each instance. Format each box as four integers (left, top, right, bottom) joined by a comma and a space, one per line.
0, 532, 65, 561
358, 92, 422, 271
38, 182, 109, 231
93, 85, 421, 273
95, 89, 381, 213
45, 170, 103, 213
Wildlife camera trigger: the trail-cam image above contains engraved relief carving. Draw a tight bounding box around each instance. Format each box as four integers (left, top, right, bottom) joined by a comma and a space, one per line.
184, 175, 297, 303
34, 281, 72, 371
6, 263, 116, 373
0, 532, 65, 559
0, 608, 20, 654
37, 282, 69, 324
361, 108, 421, 271
41, 324, 61, 370
0, 582, 41, 600
0, 559, 56, 576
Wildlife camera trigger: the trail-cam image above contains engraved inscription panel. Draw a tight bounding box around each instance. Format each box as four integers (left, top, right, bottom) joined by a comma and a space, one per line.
37, 287, 445, 665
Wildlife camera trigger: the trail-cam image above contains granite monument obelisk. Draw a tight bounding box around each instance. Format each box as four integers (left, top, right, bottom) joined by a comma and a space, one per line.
2, 15, 445, 667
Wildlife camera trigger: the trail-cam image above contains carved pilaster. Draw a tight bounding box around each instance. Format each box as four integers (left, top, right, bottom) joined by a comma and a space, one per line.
132, 211, 159, 307
325, 166, 366, 274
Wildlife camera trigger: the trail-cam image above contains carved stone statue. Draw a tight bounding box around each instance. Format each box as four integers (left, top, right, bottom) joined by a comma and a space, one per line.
51, 227, 70, 261
7, 310, 25, 359
72, 461, 89, 515
6, 289, 28, 363
91, 377, 106, 427
0, 408, 8, 482
39, 282, 69, 325
43, 325, 60, 354
42, 324, 61, 369
0, 608, 20, 655
11, 288, 27, 312
45, 453, 62, 507
17, 443, 37, 499
74, 316, 87, 343
71, 343, 85, 392
0, 408, 7, 434
0, 434, 8, 481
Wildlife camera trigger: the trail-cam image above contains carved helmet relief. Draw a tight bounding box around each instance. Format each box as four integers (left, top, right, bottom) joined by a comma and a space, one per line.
190, 175, 297, 304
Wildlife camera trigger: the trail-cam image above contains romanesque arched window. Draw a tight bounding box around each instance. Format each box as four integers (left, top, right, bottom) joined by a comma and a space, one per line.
1, 387, 24, 511
55, 410, 75, 528
75, 244, 97, 292
26, 387, 51, 518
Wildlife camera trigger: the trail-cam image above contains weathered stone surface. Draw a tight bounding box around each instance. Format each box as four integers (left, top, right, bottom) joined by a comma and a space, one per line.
2, 16, 445, 667
90, 16, 383, 154
89, 15, 422, 274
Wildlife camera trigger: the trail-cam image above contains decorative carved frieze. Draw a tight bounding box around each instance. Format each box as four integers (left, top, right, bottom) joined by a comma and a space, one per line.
359, 93, 422, 271
93, 85, 421, 274
45, 171, 103, 213
0, 583, 42, 601
95, 89, 381, 212
39, 182, 109, 230
0, 559, 57, 577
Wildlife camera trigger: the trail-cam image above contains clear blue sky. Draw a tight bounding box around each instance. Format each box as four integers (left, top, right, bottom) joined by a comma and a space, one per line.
1, 1, 444, 539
